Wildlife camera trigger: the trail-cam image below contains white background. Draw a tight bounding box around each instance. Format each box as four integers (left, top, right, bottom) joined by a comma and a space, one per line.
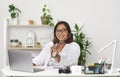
0, 0, 120, 77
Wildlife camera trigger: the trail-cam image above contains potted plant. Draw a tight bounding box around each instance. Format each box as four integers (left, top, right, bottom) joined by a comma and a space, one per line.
41, 4, 54, 26
8, 4, 21, 24
73, 23, 91, 65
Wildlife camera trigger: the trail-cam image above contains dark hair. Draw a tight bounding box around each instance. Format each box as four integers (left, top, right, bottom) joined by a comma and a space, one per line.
53, 21, 73, 44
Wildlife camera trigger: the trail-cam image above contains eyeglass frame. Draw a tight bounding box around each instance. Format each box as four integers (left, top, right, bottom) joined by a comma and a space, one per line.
56, 28, 68, 33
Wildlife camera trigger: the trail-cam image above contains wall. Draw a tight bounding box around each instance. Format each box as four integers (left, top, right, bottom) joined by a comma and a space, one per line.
0, 0, 120, 77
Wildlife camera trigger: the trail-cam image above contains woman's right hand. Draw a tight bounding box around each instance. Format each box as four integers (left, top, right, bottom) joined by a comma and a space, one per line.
51, 43, 59, 57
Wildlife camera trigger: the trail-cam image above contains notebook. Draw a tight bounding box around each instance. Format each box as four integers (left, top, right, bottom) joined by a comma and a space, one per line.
8, 50, 45, 72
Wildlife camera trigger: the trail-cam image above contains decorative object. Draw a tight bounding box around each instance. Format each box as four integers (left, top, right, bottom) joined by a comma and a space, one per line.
8, 4, 21, 24
28, 20, 34, 25
41, 4, 54, 26
18, 42, 22, 47
73, 23, 91, 65
25, 30, 36, 47
36, 42, 41, 48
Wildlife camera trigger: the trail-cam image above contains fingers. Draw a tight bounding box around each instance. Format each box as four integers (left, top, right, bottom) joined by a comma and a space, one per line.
51, 43, 58, 51
51, 51, 58, 58
33, 63, 36, 66
51, 43, 59, 57
53, 43, 58, 48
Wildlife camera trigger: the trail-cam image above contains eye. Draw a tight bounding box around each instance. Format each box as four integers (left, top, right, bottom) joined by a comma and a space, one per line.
56, 29, 67, 33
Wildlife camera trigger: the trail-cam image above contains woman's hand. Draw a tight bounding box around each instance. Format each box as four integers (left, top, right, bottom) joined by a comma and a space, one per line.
51, 43, 61, 62
33, 63, 36, 66
51, 43, 58, 57
51, 44, 58, 51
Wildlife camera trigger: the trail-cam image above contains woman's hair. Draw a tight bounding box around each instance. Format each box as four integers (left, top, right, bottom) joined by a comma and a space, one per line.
53, 21, 73, 44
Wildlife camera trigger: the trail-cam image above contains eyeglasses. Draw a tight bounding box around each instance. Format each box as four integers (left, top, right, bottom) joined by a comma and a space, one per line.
56, 29, 67, 33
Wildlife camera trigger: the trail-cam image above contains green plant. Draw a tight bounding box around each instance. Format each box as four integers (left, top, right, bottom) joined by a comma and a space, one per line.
41, 4, 54, 26
42, 4, 49, 17
8, 4, 21, 19
74, 23, 91, 65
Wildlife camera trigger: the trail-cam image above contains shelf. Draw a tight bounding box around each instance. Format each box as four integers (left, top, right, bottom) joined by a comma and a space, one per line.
8, 46, 42, 50
5, 22, 53, 52
8, 24, 54, 27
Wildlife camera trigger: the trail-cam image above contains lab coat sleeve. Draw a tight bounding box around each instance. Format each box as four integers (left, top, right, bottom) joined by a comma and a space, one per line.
32, 42, 52, 66
59, 42, 80, 66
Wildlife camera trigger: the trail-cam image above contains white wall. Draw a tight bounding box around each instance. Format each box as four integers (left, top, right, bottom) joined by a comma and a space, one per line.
0, 0, 120, 77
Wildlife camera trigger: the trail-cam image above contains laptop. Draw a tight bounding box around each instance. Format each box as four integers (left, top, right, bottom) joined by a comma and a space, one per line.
8, 50, 45, 72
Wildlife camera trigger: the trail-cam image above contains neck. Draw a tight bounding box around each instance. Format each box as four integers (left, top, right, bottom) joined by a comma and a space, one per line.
59, 40, 65, 44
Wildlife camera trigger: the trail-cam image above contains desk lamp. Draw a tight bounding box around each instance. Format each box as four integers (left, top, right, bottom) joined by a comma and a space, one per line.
97, 40, 117, 73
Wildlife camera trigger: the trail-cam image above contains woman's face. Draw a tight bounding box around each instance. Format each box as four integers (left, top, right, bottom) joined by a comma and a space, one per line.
56, 24, 69, 41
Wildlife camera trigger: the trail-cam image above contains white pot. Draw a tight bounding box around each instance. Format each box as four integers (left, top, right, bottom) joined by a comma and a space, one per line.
10, 18, 19, 25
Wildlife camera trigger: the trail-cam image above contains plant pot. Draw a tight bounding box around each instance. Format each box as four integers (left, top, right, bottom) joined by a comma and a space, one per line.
41, 16, 47, 25
41, 16, 50, 25
10, 18, 20, 25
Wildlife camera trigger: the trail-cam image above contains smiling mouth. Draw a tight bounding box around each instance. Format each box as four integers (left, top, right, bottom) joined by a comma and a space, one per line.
58, 36, 63, 39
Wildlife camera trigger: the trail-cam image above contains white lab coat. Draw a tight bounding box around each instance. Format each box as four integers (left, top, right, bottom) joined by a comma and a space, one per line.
32, 41, 80, 66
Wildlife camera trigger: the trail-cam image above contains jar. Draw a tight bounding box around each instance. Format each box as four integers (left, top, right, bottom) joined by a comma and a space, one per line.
10, 39, 19, 47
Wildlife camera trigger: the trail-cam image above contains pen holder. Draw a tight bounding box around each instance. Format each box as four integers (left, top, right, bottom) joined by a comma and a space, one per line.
94, 63, 104, 74
84, 63, 105, 74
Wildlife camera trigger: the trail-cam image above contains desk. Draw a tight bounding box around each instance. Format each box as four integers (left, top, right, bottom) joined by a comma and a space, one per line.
2, 66, 120, 77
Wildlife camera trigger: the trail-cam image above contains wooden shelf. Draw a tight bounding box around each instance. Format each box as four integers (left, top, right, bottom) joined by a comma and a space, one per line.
6, 23, 53, 52
8, 24, 53, 27
8, 46, 42, 50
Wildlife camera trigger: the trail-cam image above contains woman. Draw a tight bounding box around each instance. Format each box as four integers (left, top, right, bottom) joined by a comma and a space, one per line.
33, 21, 80, 66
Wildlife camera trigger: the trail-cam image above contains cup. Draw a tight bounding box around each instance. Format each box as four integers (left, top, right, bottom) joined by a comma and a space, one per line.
70, 65, 83, 74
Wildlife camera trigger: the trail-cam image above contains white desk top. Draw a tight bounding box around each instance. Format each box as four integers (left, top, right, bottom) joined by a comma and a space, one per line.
2, 66, 120, 77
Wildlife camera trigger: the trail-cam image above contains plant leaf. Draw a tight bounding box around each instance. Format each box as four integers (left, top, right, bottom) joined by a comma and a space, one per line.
44, 4, 46, 7
16, 8, 21, 13
74, 23, 79, 32
9, 4, 15, 10
11, 13, 16, 19
42, 8, 46, 12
